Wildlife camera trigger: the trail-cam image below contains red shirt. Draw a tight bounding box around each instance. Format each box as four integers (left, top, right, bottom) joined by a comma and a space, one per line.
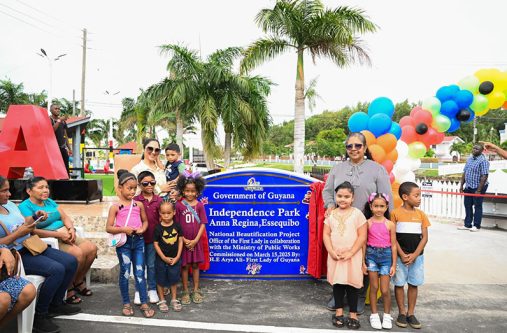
133, 194, 163, 243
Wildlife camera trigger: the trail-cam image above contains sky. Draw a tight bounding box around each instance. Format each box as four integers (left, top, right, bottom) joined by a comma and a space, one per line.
1, 0, 506, 147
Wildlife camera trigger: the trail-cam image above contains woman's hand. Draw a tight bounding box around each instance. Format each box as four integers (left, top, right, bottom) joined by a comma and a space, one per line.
68, 228, 76, 243
0, 248, 16, 276
159, 183, 172, 193
59, 229, 72, 244
16, 222, 36, 237
35, 210, 48, 220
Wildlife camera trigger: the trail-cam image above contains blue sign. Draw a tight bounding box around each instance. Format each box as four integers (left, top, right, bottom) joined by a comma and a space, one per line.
201, 168, 317, 279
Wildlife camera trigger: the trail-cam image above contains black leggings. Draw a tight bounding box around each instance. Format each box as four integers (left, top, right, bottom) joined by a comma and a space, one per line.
333, 284, 360, 312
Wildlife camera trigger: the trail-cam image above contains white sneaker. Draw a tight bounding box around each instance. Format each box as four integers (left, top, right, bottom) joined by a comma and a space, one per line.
470, 226, 479, 232
370, 313, 382, 330
382, 313, 393, 329
134, 291, 141, 305
457, 226, 471, 230
148, 290, 159, 304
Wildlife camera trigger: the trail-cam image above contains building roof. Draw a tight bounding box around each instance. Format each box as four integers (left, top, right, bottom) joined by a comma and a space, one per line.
114, 141, 137, 154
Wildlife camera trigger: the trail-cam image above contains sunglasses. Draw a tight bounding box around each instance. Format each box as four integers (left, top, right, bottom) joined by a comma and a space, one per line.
146, 146, 161, 154
141, 181, 157, 187
346, 143, 363, 150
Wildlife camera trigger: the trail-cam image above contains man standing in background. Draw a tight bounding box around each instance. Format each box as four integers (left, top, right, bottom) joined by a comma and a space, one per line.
49, 103, 72, 176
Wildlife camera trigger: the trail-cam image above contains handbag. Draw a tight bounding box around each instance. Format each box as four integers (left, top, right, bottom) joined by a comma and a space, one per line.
0, 248, 21, 282
0, 220, 47, 256
108, 201, 133, 247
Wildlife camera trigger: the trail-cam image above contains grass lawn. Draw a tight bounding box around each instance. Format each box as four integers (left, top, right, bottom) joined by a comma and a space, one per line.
85, 174, 115, 196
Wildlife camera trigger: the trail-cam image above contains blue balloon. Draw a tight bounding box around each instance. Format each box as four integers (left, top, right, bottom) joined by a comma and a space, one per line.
436, 85, 459, 102
440, 100, 459, 118
388, 122, 402, 140
368, 97, 395, 118
454, 90, 474, 109
348, 112, 370, 132
367, 113, 392, 137
447, 117, 461, 133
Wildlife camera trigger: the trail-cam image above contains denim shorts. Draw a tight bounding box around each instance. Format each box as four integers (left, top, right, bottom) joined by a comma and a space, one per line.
392, 255, 424, 287
155, 257, 181, 287
365, 245, 392, 276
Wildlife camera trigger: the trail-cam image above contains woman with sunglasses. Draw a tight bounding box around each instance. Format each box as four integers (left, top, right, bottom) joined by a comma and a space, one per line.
322, 132, 394, 315
131, 138, 171, 196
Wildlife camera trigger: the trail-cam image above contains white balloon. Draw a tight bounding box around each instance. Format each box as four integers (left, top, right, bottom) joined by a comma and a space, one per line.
409, 157, 421, 171
398, 171, 416, 183
396, 141, 409, 158
394, 157, 412, 175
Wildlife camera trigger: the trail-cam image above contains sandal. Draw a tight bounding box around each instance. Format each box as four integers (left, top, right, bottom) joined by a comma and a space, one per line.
164, 288, 170, 296
332, 315, 346, 328
170, 299, 182, 312
140, 304, 155, 318
74, 281, 93, 296
157, 300, 169, 313
191, 290, 203, 304
122, 304, 134, 316
65, 290, 82, 304
181, 291, 191, 305
347, 317, 361, 330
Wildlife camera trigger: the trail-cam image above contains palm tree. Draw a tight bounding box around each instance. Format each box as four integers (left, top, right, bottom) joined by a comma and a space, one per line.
241, 0, 377, 173
0, 79, 28, 113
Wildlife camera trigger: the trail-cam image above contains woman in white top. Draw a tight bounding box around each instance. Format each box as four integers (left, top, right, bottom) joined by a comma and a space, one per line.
131, 138, 170, 196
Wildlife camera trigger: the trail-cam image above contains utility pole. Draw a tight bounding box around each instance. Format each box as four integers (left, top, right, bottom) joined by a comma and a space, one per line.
80, 28, 87, 116
473, 117, 477, 143
72, 89, 76, 115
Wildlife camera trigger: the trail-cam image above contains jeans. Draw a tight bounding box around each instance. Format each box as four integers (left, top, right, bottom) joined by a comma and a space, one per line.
366, 246, 392, 276
116, 235, 147, 304
145, 243, 156, 291
464, 186, 487, 228
21, 247, 78, 315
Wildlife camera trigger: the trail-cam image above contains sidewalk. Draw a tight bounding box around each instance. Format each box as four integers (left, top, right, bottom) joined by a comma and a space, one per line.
5, 220, 507, 332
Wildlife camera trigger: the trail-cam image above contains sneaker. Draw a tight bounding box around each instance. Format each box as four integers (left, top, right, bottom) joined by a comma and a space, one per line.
369, 313, 382, 330
382, 313, 393, 329
134, 291, 141, 305
457, 226, 471, 230
325, 296, 336, 311
33, 314, 60, 333
396, 313, 408, 328
470, 226, 479, 232
47, 303, 81, 317
148, 290, 159, 304
407, 314, 422, 329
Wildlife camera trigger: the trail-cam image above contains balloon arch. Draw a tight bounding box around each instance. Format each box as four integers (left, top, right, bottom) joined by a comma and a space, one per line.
346, 68, 507, 207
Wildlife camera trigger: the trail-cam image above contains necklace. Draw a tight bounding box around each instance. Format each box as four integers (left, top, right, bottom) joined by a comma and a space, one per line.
332, 208, 354, 236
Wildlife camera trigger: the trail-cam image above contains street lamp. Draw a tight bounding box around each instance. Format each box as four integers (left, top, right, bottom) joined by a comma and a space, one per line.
37, 48, 67, 110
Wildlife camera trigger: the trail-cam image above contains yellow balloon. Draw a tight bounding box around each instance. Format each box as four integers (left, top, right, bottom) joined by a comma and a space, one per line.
474, 68, 501, 82
487, 91, 506, 109
475, 108, 489, 116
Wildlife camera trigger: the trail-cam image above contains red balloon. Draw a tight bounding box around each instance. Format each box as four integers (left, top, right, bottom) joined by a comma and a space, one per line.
410, 106, 424, 117
382, 159, 394, 173
413, 109, 433, 126
434, 131, 445, 145
418, 133, 433, 148
401, 125, 417, 143
389, 172, 395, 184
399, 116, 415, 128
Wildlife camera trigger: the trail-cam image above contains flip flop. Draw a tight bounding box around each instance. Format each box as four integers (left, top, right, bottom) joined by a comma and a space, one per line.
122, 304, 134, 316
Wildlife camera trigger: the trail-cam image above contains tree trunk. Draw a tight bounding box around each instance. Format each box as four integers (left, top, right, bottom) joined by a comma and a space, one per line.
201, 130, 216, 170
224, 132, 232, 169
175, 108, 184, 153
293, 49, 305, 174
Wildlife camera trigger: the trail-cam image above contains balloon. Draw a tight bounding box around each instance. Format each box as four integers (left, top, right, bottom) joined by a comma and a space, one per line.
386, 148, 398, 163
382, 160, 394, 174
504, 100, 507, 109
458, 75, 480, 94
401, 125, 417, 143
399, 116, 415, 128
434, 131, 445, 144
388, 122, 402, 140
415, 123, 428, 135
376, 133, 397, 153
409, 106, 424, 117
464, 109, 475, 123
454, 90, 474, 109
487, 91, 505, 109
408, 142, 427, 159
470, 94, 489, 114
389, 172, 395, 184
393, 194, 403, 208
368, 144, 386, 163
436, 85, 458, 102
440, 100, 459, 118
396, 140, 409, 157
348, 112, 370, 132
368, 97, 395, 118
412, 109, 433, 126
421, 97, 441, 115
432, 114, 451, 132
478, 81, 494, 95
361, 130, 376, 146
410, 157, 421, 171
394, 157, 412, 175
456, 109, 471, 121
367, 113, 392, 137
475, 68, 500, 82
398, 170, 416, 183
447, 117, 461, 133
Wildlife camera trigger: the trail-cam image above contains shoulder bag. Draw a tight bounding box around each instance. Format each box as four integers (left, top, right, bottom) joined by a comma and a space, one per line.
0, 219, 47, 256
108, 201, 133, 247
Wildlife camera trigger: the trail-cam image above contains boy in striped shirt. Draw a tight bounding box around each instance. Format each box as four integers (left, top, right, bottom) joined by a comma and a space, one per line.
391, 182, 430, 329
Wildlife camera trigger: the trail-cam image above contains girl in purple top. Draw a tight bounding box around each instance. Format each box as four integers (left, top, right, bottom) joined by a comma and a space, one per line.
363, 193, 397, 330
106, 169, 154, 318
174, 174, 207, 305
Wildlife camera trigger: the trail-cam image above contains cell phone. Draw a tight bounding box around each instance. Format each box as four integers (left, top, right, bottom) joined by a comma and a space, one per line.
32, 216, 45, 224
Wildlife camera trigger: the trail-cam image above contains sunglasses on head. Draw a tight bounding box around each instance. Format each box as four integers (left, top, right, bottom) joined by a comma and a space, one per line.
141, 181, 157, 187
346, 143, 363, 150
146, 146, 161, 154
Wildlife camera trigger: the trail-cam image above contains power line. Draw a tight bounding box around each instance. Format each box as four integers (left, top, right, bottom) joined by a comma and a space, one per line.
0, 3, 60, 31
14, 0, 82, 33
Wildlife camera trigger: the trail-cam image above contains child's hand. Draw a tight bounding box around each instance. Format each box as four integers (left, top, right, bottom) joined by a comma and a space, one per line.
401, 253, 411, 264
389, 266, 396, 277
405, 253, 416, 265
339, 250, 353, 261
135, 228, 144, 235
329, 252, 339, 261
362, 262, 368, 275
123, 227, 135, 236
186, 239, 196, 250
163, 257, 173, 265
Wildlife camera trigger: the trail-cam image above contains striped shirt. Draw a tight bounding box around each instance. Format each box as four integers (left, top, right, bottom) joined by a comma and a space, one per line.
463, 154, 489, 189
391, 207, 430, 255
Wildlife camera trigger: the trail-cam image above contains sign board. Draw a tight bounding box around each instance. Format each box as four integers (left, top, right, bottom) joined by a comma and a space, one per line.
421, 180, 433, 198
201, 168, 317, 279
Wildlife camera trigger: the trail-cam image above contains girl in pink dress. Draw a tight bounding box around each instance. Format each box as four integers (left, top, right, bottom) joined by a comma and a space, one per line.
323, 181, 367, 330
174, 174, 207, 305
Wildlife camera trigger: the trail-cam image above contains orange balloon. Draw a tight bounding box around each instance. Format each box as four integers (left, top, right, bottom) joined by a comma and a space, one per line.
393, 194, 403, 209
361, 130, 376, 146
503, 100, 507, 109
368, 144, 386, 163
377, 133, 397, 153
386, 149, 398, 163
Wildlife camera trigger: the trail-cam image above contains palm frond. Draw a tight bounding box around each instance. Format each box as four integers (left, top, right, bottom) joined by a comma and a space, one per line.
241, 37, 294, 74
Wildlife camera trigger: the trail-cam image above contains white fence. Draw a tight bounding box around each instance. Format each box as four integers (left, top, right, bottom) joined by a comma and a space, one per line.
417, 179, 465, 220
